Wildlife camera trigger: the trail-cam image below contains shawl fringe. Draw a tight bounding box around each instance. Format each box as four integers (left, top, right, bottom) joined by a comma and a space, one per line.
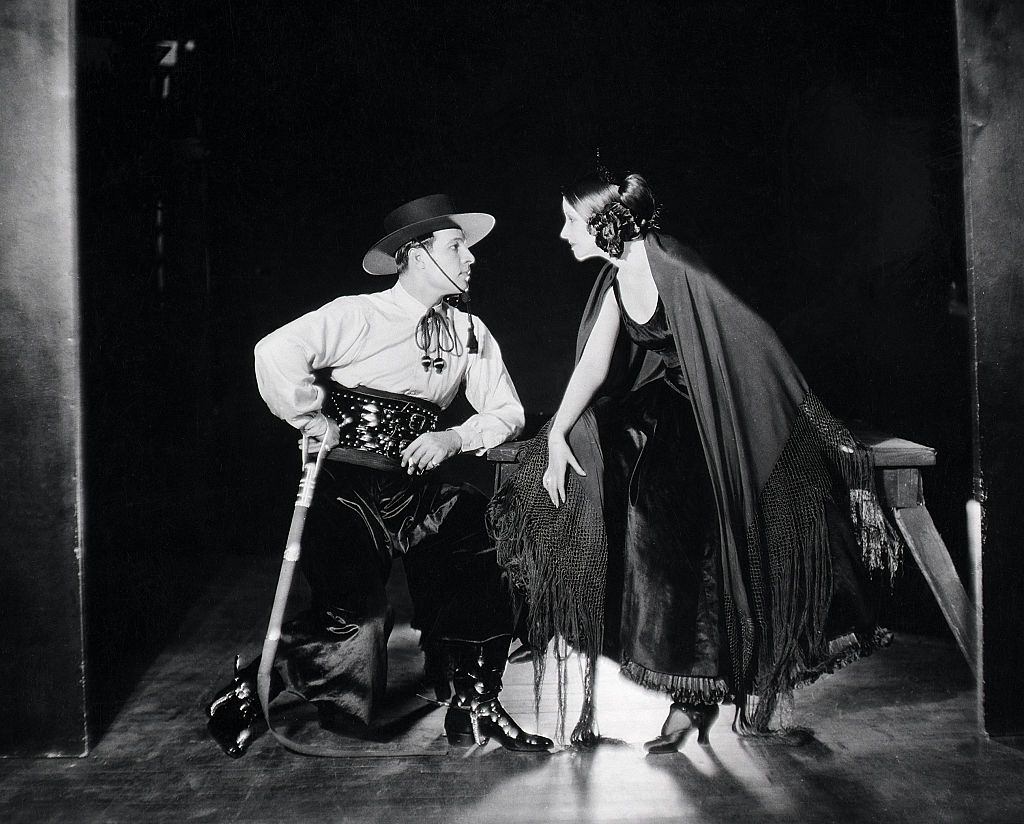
731, 393, 902, 734
794, 626, 895, 690
487, 396, 902, 744
486, 421, 606, 746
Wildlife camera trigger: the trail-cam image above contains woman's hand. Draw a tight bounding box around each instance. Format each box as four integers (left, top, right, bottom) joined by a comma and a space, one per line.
542, 432, 587, 508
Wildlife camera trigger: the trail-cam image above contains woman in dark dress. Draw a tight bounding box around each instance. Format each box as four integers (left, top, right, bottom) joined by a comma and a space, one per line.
489, 170, 896, 751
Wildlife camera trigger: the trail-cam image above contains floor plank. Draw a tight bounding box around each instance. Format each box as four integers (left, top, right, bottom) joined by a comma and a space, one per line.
2, 550, 1023, 824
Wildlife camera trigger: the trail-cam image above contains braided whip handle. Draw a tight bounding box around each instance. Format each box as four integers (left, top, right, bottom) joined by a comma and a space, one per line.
256, 437, 329, 752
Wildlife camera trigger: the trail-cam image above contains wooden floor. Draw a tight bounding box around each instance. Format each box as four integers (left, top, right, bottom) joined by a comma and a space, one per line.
3, 550, 1024, 824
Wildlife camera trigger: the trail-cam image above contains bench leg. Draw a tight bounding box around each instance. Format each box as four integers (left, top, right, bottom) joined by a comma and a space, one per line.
892, 506, 978, 677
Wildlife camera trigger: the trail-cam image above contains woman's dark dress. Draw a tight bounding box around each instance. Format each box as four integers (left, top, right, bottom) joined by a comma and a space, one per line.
602, 278, 879, 703
488, 235, 896, 742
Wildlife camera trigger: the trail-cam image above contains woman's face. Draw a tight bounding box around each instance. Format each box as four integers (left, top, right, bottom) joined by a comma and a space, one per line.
559, 198, 603, 262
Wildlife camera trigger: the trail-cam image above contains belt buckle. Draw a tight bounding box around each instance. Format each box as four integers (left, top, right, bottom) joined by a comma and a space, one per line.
408, 412, 427, 433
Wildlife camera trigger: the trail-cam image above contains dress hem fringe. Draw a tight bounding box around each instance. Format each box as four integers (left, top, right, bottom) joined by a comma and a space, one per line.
619, 658, 732, 704
794, 626, 894, 690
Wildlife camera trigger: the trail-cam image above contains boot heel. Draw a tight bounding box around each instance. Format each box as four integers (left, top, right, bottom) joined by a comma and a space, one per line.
443, 708, 488, 746
445, 727, 478, 746
205, 655, 261, 759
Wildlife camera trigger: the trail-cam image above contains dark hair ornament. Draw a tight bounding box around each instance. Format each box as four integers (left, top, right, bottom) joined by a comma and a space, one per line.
577, 154, 662, 257
587, 202, 636, 258
588, 199, 660, 258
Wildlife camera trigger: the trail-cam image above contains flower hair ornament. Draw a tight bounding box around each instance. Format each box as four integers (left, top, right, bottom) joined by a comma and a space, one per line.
587, 152, 662, 257
587, 200, 660, 258
587, 202, 637, 258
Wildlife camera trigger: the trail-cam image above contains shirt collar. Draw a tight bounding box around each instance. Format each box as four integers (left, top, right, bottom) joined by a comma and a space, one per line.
389, 280, 446, 317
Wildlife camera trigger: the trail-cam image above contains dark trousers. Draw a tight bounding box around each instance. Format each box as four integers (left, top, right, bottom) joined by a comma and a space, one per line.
275, 463, 516, 724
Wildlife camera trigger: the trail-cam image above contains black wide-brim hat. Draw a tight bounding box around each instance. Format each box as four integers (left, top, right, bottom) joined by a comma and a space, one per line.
362, 194, 495, 276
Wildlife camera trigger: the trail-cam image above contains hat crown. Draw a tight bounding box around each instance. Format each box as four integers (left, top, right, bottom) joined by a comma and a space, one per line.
362, 194, 493, 276
381, 194, 458, 237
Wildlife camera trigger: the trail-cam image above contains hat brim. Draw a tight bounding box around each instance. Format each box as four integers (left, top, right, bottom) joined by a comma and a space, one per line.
362, 212, 495, 275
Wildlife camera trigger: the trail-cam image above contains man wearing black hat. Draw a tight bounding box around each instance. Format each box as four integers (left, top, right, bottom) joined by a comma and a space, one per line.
205, 195, 551, 756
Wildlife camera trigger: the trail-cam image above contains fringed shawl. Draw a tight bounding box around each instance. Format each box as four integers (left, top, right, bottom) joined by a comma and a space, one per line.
489, 233, 897, 741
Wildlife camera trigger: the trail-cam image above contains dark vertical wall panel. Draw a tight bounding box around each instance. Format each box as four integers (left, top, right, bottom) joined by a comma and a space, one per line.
77, 10, 248, 741
957, 0, 1024, 737
0, 1, 86, 755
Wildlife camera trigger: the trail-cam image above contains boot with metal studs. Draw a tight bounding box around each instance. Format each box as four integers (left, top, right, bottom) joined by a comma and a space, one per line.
442, 636, 552, 753
205, 655, 263, 758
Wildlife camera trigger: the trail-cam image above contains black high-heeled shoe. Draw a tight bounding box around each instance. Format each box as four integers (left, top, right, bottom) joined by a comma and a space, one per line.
644, 702, 720, 754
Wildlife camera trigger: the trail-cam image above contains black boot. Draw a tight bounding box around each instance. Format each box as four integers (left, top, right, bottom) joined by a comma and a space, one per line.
442, 636, 552, 753
205, 655, 275, 758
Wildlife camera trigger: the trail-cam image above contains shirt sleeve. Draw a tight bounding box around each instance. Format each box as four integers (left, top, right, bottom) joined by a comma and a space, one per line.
452, 317, 525, 454
254, 298, 370, 435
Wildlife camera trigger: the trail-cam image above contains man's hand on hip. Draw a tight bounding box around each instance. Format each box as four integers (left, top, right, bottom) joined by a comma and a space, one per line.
303, 416, 342, 453
321, 417, 342, 451
401, 430, 463, 474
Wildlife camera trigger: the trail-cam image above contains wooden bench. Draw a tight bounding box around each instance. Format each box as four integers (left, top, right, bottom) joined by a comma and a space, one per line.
487, 429, 977, 676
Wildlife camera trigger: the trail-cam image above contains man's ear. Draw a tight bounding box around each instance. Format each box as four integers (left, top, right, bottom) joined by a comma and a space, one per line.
408, 244, 425, 270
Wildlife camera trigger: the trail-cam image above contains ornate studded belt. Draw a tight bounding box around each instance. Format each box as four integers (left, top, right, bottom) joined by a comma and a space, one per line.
317, 382, 440, 471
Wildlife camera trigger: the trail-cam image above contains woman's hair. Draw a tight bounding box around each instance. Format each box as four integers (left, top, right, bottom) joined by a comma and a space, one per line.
563, 171, 658, 257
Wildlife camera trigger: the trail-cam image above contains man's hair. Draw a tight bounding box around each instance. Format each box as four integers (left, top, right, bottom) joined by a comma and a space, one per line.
394, 233, 436, 273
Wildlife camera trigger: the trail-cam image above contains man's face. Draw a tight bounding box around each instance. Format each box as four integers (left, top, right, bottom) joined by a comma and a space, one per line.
559, 199, 602, 261
418, 228, 474, 293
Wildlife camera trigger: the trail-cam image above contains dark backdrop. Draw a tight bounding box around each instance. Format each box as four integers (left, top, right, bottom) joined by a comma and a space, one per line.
78, 0, 970, 738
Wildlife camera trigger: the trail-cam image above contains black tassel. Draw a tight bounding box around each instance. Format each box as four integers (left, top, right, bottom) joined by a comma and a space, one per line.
463, 291, 479, 354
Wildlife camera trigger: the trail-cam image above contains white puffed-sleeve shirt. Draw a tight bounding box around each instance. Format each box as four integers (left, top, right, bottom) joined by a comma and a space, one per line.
254, 281, 524, 454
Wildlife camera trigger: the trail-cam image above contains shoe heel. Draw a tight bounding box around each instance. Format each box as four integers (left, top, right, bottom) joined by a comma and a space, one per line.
444, 709, 488, 746
645, 703, 719, 753
445, 727, 478, 746
696, 705, 719, 745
